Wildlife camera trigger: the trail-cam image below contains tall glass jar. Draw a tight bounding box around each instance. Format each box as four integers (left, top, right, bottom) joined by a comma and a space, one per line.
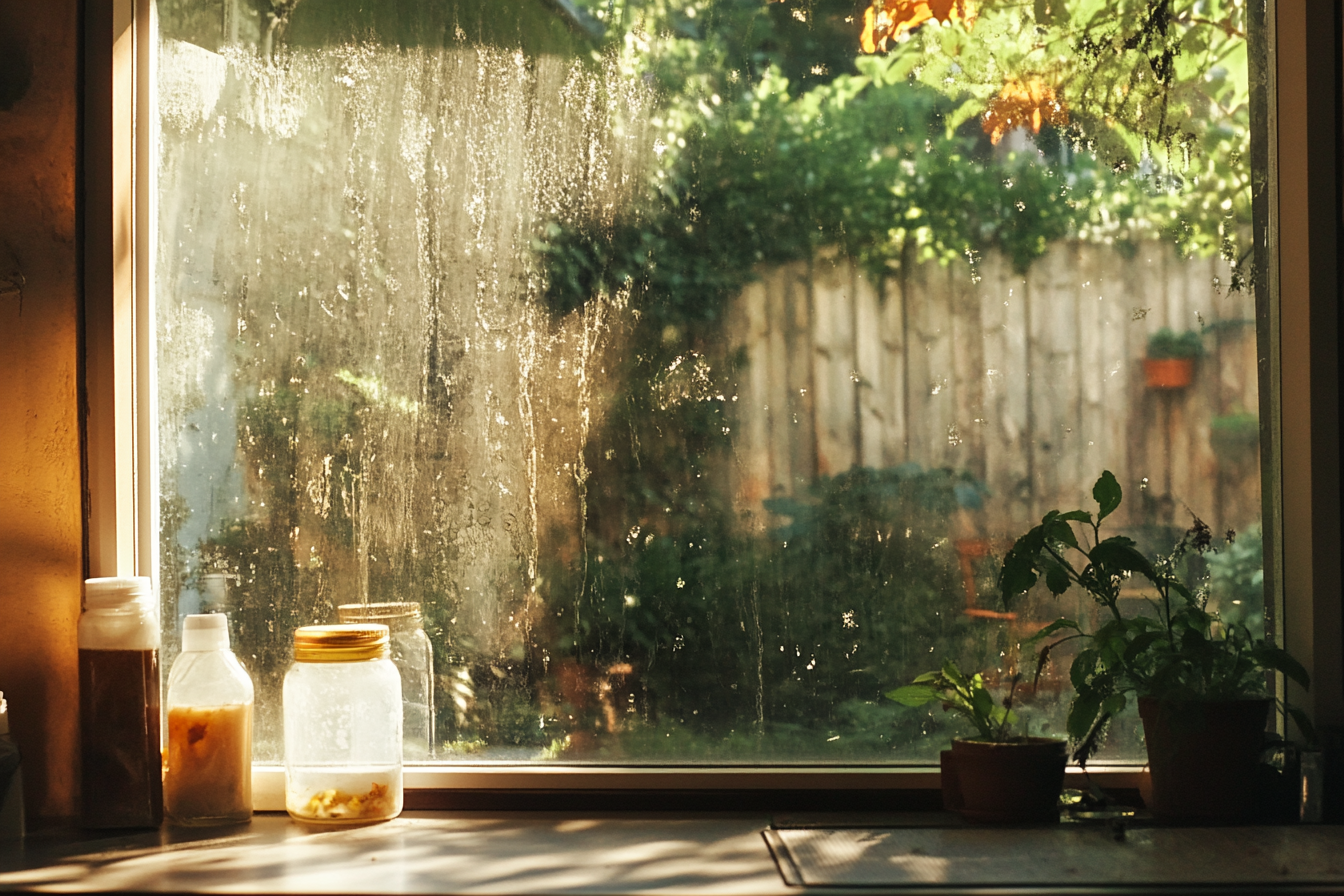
283, 625, 402, 823
337, 603, 434, 760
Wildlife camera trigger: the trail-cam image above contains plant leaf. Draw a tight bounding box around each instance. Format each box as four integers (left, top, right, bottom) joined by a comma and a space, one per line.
1287, 705, 1318, 746
1068, 691, 1103, 741
1071, 648, 1098, 690
886, 684, 940, 706
1100, 693, 1127, 716
1026, 617, 1083, 643
1045, 561, 1072, 595
1093, 470, 1122, 520
1090, 538, 1156, 581
1056, 510, 1093, 523
1251, 645, 1311, 690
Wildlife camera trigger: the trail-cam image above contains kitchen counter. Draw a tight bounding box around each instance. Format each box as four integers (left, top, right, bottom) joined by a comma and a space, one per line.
2, 813, 1343, 895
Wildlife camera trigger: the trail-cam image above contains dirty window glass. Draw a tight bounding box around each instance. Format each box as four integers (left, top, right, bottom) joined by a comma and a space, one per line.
154, 0, 1265, 763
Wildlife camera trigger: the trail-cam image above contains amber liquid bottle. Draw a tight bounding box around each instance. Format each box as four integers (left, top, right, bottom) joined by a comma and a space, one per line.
163, 613, 253, 826
78, 577, 164, 828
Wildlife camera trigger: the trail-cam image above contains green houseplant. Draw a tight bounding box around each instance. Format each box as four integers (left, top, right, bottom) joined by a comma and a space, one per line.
1143, 328, 1204, 389
998, 471, 1310, 823
889, 660, 1066, 823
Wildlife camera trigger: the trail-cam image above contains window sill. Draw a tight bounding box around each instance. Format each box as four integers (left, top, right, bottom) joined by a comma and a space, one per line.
2, 810, 1341, 895
250, 765, 1149, 811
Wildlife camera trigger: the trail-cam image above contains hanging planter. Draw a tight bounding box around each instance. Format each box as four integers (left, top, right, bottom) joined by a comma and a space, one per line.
1143, 357, 1195, 389
1144, 328, 1204, 390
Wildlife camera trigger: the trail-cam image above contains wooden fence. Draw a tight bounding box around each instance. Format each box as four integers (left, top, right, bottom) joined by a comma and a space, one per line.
726, 242, 1261, 537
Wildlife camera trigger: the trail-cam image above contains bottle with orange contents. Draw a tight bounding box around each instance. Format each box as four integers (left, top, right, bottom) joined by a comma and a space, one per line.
164, 614, 254, 826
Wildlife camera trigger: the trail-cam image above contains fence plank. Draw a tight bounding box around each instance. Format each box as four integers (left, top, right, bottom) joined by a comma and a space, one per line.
878, 275, 907, 468
784, 262, 817, 492
853, 267, 886, 468
731, 278, 771, 523
950, 260, 984, 480
811, 255, 856, 476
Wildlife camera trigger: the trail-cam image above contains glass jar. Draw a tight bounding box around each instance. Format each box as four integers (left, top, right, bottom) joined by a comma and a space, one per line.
337, 603, 434, 760
283, 624, 402, 823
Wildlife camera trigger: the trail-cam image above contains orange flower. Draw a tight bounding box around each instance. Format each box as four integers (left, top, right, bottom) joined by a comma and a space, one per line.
860, 0, 977, 54
981, 77, 1068, 144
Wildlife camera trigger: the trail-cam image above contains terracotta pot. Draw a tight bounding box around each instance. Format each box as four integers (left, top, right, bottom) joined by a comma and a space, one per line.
1138, 696, 1271, 824
946, 737, 1067, 823
1144, 357, 1195, 389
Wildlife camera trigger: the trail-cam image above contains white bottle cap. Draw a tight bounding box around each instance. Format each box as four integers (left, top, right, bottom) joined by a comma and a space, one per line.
182, 614, 231, 652
84, 576, 154, 609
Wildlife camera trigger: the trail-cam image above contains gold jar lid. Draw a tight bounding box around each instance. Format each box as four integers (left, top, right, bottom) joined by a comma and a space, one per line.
293, 624, 390, 663
336, 602, 422, 630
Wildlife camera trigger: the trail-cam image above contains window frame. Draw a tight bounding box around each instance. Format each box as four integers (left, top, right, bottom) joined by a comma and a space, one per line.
84, 0, 1343, 806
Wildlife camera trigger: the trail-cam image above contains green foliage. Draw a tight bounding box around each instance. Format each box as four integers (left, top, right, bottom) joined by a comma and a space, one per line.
999, 471, 1310, 762
1206, 523, 1264, 634
545, 464, 994, 754
888, 659, 1021, 742
1146, 327, 1205, 359
540, 0, 1254, 328
884, 0, 1253, 270
1209, 411, 1260, 458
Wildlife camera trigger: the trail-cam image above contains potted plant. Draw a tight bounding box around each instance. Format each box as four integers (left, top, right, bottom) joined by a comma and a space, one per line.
888, 660, 1066, 823
998, 471, 1311, 823
1144, 327, 1203, 389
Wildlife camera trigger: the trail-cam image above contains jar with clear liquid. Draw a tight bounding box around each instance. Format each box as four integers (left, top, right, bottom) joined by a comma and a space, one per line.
283, 625, 402, 823
337, 603, 434, 760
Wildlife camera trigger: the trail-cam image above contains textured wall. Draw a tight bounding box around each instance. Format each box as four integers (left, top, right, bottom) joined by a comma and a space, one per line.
0, 0, 82, 822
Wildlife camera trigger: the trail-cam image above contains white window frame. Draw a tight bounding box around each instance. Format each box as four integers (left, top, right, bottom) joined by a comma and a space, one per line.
85, 0, 1341, 806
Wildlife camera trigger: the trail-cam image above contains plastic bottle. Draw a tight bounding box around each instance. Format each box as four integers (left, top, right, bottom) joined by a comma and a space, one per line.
0, 692, 24, 840
283, 624, 402, 823
78, 576, 163, 828
164, 614, 254, 826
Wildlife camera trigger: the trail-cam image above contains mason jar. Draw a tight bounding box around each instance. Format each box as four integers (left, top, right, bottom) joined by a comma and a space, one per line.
337, 603, 435, 760
283, 624, 402, 823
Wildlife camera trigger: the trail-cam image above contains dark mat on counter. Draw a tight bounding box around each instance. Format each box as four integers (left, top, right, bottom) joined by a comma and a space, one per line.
764, 825, 1344, 888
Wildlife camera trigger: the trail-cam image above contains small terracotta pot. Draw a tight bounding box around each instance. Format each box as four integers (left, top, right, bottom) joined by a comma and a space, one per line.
1138, 696, 1271, 824
1144, 357, 1195, 389
946, 737, 1067, 824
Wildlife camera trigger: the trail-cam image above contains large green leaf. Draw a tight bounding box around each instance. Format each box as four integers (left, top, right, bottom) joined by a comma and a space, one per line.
1068, 691, 1103, 741
1026, 617, 1083, 643
1251, 645, 1311, 690
1090, 538, 1155, 581
886, 684, 940, 707
1093, 470, 1122, 521
1045, 561, 1072, 595
1071, 648, 1098, 690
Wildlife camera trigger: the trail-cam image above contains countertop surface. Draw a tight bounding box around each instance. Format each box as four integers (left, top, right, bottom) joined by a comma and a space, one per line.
1, 812, 1343, 895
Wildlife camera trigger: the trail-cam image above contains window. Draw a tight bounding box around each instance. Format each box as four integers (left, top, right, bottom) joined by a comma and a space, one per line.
85, 0, 1340, 782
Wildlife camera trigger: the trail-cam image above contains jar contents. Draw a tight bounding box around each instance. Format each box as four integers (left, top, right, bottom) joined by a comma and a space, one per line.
164, 704, 252, 824
285, 766, 402, 822
78, 648, 163, 828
